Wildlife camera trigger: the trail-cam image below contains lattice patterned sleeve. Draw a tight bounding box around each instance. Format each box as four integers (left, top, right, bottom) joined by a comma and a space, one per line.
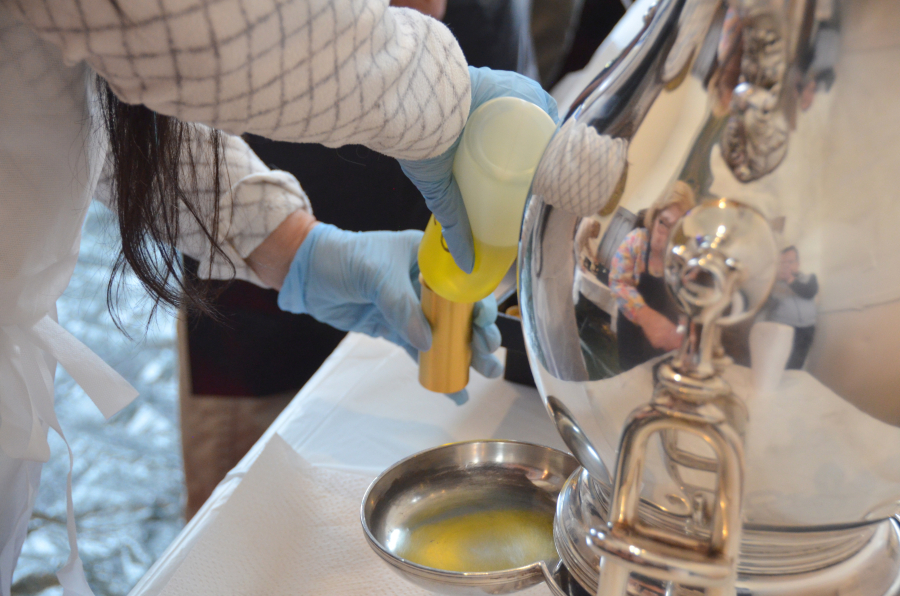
8, 0, 471, 160
608, 228, 649, 322
94, 127, 311, 287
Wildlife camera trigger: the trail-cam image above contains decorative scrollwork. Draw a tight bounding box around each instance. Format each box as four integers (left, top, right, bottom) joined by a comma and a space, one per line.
721, 4, 790, 182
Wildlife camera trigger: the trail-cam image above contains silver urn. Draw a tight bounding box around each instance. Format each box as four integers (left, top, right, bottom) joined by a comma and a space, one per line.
519, 0, 900, 594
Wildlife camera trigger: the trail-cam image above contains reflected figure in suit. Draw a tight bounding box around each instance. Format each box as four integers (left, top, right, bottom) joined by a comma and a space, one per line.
764, 246, 818, 370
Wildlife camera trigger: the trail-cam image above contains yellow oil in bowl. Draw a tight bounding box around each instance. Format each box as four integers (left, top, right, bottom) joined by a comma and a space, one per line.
396, 508, 557, 573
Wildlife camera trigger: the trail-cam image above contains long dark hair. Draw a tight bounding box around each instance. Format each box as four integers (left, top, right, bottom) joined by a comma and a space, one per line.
95, 77, 233, 331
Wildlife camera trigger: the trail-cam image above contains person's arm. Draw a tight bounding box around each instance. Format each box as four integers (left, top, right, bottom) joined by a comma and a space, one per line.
608, 229, 649, 322
11, 0, 470, 160
790, 273, 819, 299
608, 229, 681, 350
246, 210, 318, 290
95, 128, 312, 288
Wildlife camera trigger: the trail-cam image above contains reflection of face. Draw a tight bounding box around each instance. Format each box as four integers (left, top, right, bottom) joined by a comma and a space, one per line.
650, 206, 685, 256
778, 249, 799, 280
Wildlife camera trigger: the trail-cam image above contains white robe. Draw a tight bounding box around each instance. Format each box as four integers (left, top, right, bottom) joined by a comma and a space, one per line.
0, 0, 470, 593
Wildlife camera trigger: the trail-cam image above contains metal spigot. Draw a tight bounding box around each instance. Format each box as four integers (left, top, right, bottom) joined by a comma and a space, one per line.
591, 199, 777, 596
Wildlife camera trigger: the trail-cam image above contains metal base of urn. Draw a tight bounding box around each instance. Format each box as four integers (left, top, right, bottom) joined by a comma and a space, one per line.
553, 469, 900, 596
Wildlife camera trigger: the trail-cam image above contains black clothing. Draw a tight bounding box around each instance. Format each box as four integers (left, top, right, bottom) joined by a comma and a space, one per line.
790, 275, 819, 300
787, 325, 816, 370
616, 245, 680, 371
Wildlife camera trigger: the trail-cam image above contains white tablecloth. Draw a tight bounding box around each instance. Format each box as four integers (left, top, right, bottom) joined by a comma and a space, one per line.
127, 334, 568, 596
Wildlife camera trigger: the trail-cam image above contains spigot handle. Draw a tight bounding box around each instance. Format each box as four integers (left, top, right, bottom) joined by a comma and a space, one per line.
591, 404, 744, 592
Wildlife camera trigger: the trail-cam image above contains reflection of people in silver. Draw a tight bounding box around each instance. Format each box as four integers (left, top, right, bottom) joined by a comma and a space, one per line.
572, 216, 620, 378
575, 217, 602, 274
609, 182, 695, 370
765, 246, 818, 369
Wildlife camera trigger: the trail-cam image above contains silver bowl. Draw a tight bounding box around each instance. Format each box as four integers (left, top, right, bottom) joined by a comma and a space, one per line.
361, 440, 579, 595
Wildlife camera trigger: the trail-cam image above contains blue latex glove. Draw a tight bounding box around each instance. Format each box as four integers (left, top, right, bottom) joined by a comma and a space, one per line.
399, 66, 559, 273
277, 223, 503, 404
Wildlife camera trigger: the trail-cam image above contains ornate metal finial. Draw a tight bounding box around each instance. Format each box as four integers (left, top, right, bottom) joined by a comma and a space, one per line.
661, 198, 779, 387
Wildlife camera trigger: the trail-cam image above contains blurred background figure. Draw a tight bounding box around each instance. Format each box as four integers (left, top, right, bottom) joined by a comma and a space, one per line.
763, 246, 819, 370
608, 181, 695, 371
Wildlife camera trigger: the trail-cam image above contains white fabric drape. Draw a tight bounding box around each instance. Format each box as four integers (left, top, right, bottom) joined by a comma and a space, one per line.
4, 0, 471, 160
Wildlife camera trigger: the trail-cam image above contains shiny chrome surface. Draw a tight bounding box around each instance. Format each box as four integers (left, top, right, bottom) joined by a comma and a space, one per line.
521, 0, 900, 531
555, 468, 900, 595
587, 200, 778, 595
595, 398, 746, 593
521, 0, 900, 592
664, 199, 778, 378
361, 440, 578, 595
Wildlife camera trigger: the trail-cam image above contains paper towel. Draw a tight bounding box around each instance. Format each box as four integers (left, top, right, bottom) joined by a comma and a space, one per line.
159, 434, 555, 596
159, 434, 431, 596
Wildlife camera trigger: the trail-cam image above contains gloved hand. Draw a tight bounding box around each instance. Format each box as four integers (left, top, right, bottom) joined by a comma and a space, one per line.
277, 223, 503, 403
399, 66, 559, 273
